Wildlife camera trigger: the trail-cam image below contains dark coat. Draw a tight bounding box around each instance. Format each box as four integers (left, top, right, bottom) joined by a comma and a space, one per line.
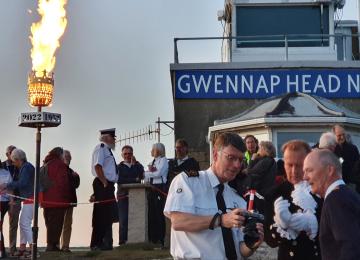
167, 157, 200, 186
229, 156, 276, 214
117, 161, 144, 196
67, 167, 80, 207
320, 185, 360, 260
334, 142, 360, 183
264, 181, 322, 260
244, 155, 276, 196
41, 155, 71, 208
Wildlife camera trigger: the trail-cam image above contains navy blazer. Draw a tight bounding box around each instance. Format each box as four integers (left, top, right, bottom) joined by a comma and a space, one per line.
320, 185, 360, 260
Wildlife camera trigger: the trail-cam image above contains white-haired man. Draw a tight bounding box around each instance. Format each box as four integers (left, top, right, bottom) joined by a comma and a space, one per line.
318, 132, 337, 152
90, 128, 118, 251
303, 149, 360, 260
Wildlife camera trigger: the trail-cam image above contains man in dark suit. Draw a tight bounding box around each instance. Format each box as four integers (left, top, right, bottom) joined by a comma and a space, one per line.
332, 125, 359, 186
167, 139, 200, 187
303, 149, 360, 260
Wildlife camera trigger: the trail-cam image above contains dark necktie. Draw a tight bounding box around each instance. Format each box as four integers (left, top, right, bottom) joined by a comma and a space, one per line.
108, 148, 118, 175
216, 183, 237, 260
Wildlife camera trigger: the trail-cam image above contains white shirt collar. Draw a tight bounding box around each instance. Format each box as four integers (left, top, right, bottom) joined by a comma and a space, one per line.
325, 179, 345, 199
206, 168, 221, 189
123, 162, 132, 168
177, 156, 189, 165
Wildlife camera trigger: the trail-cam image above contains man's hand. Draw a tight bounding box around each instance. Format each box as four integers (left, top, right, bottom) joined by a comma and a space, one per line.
251, 223, 264, 249
221, 208, 246, 228
274, 196, 291, 228
240, 222, 265, 257
288, 211, 318, 240
89, 195, 95, 203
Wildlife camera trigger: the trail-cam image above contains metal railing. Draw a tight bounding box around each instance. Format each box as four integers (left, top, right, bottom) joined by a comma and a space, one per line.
173, 34, 360, 63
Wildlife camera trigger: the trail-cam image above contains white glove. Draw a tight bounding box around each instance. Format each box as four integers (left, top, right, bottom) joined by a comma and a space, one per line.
274, 196, 291, 229
288, 211, 318, 240
304, 211, 318, 240
288, 213, 308, 231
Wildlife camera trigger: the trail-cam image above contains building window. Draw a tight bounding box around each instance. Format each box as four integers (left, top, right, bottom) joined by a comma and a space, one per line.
236, 5, 330, 48
276, 132, 321, 157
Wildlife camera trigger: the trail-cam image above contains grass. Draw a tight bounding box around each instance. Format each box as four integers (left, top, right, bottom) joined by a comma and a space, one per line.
37, 243, 171, 260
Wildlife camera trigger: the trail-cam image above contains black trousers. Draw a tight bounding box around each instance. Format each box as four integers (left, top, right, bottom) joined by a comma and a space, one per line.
43, 207, 67, 249
90, 178, 115, 249
147, 185, 166, 244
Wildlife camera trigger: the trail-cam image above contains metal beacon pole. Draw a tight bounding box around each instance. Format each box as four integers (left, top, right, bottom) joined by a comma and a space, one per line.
19, 71, 61, 260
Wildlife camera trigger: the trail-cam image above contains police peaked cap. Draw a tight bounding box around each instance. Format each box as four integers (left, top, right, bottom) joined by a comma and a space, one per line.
100, 128, 116, 137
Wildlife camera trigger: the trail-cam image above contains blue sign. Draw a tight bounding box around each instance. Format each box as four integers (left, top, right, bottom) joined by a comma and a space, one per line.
175, 69, 360, 99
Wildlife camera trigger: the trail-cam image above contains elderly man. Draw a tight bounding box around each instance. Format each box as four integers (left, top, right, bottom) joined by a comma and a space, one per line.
264, 140, 322, 260
164, 132, 264, 260
1, 145, 21, 256
303, 149, 360, 260
332, 124, 359, 185
318, 132, 337, 152
60, 150, 80, 252
90, 128, 118, 251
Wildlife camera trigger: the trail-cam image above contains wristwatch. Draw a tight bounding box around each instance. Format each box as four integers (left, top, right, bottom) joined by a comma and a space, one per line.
209, 211, 222, 230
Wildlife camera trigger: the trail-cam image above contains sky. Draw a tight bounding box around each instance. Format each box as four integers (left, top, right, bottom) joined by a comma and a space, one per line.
0, 0, 358, 247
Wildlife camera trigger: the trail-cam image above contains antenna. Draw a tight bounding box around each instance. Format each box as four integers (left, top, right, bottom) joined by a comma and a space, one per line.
117, 117, 174, 145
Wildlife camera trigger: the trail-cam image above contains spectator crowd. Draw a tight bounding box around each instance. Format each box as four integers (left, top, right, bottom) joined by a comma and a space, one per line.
0, 123, 359, 260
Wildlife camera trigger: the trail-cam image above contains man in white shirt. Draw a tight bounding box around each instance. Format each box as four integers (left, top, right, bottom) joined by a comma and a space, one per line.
303, 149, 360, 260
90, 128, 118, 251
164, 132, 264, 260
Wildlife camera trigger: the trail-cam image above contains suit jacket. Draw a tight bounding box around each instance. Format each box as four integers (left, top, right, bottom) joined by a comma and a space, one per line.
334, 142, 360, 183
264, 181, 322, 260
320, 185, 360, 260
167, 157, 200, 186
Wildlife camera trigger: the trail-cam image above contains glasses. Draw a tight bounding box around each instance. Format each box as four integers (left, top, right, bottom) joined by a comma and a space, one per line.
123, 153, 133, 155
219, 150, 243, 164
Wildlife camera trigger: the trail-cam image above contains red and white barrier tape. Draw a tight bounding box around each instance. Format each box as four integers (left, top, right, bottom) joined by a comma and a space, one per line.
0, 183, 168, 207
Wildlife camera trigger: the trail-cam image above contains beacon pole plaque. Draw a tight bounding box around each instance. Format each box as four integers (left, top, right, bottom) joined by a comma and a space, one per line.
19, 112, 61, 128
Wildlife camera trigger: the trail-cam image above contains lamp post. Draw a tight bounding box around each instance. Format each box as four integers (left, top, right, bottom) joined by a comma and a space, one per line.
19, 70, 61, 260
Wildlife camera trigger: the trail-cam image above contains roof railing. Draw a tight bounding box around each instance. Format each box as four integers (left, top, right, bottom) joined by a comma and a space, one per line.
173, 34, 360, 63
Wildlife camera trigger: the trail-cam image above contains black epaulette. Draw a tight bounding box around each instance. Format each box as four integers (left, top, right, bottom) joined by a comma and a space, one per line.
100, 143, 104, 147
184, 170, 199, 177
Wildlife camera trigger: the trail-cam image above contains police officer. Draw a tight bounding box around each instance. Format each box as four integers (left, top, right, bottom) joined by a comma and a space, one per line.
90, 128, 118, 251
164, 132, 264, 259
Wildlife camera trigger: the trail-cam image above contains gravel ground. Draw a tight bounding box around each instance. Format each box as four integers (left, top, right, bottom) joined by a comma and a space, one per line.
248, 243, 278, 260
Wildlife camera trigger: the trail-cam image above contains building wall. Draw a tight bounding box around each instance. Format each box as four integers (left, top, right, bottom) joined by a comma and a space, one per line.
175, 98, 360, 168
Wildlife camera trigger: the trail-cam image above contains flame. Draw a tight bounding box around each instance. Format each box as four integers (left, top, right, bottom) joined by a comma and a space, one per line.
30, 0, 67, 75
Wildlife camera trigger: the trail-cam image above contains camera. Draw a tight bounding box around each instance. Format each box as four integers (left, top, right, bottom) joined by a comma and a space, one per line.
241, 211, 265, 249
